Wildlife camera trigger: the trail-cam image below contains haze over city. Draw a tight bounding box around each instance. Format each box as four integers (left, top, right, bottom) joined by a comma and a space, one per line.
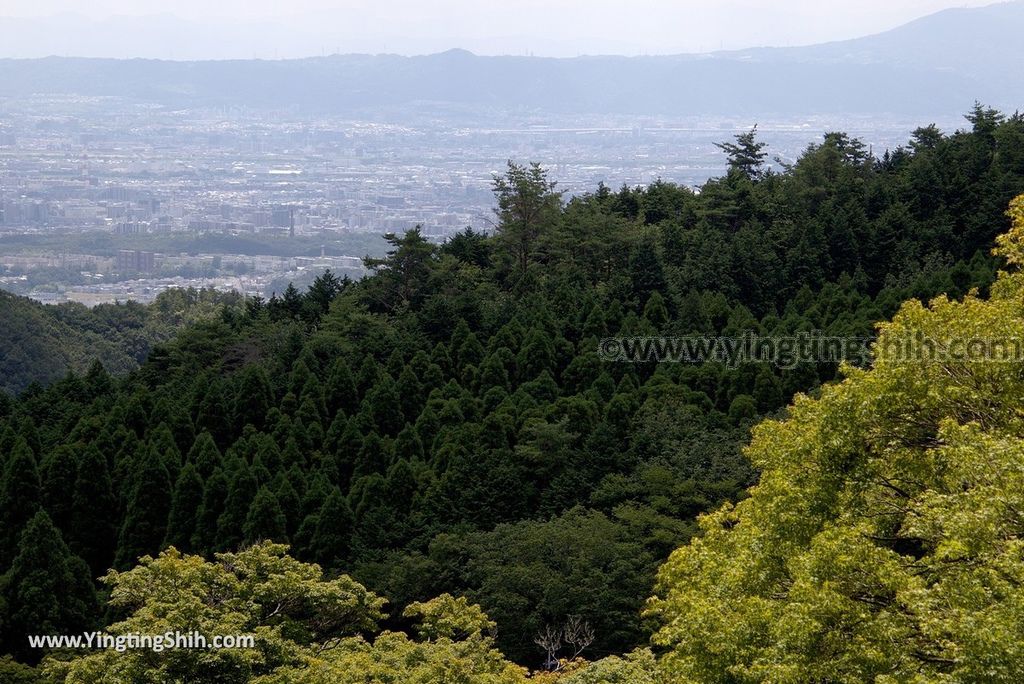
0, 0, 1003, 58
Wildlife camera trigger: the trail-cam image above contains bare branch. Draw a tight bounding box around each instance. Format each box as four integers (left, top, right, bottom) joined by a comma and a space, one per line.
562, 615, 595, 660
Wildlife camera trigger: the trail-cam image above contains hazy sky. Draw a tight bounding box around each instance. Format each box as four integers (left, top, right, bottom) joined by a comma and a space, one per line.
0, 0, 1005, 58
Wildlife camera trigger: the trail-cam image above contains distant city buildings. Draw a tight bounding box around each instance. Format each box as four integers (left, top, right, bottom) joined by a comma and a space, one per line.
0, 95, 957, 305
116, 250, 155, 274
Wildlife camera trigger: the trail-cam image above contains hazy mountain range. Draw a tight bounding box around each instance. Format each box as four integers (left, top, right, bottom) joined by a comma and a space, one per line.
0, 1, 1021, 117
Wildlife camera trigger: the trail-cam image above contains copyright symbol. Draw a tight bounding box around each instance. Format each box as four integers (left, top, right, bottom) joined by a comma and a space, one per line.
598, 338, 622, 361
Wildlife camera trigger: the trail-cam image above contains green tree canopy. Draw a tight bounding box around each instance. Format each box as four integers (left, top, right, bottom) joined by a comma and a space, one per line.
492, 161, 563, 277
45, 543, 386, 684
650, 195, 1024, 682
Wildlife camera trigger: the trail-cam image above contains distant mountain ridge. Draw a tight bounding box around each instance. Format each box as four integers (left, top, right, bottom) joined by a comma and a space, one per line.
721, 1, 1024, 69
0, 2, 1021, 116
719, 1, 1024, 101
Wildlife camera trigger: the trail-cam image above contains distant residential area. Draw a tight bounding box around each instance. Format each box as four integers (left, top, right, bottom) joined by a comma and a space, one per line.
0, 99, 943, 304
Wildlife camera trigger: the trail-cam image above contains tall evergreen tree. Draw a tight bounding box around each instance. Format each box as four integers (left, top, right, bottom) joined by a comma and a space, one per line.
715, 126, 768, 180
353, 433, 389, 480
194, 378, 232, 449
69, 444, 118, 578
325, 358, 358, 417
309, 488, 353, 570
149, 422, 183, 485
39, 444, 78, 536
152, 397, 195, 456
629, 239, 667, 303
215, 463, 259, 551
191, 468, 228, 555
365, 375, 404, 436
243, 486, 288, 544
164, 463, 205, 551
492, 161, 563, 275
0, 511, 98, 663
0, 438, 40, 568
233, 365, 274, 430
115, 445, 172, 569
185, 431, 221, 480
273, 474, 302, 538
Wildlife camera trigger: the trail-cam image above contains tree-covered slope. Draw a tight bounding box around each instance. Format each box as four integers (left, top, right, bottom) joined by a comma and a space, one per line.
650, 194, 1024, 682
0, 291, 133, 395
2, 108, 1024, 678
0, 288, 243, 395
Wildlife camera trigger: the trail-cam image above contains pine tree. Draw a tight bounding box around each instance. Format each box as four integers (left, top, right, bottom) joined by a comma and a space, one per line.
642, 291, 669, 329
191, 468, 228, 555
715, 125, 768, 180
309, 488, 353, 569
69, 444, 118, 577
152, 397, 196, 456
281, 283, 304, 319
1, 511, 98, 663
300, 374, 327, 421
581, 303, 608, 339
15, 418, 42, 459
115, 444, 172, 569
234, 365, 274, 430
288, 359, 313, 399
254, 435, 283, 476
457, 331, 486, 370
149, 422, 183, 485
492, 161, 563, 275
164, 463, 205, 551
325, 358, 358, 416
385, 348, 405, 378
393, 423, 425, 462
0, 438, 41, 567
296, 396, 325, 438
243, 486, 288, 544
516, 329, 555, 383
478, 352, 511, 392
365, 375, 404, 436
194, 378, 232, 449
274, 474, 302, 538
83, 359, 113, 399
396, 366, 424, 425
288, 473, 327, 557
353, 433, 389, 479
185, 431, 221, 479
323, 412, 349, 461
215, 463, 258, 551
329, 417, 362, 484
351, 474, 398, 552
629, 239, 667, 303
355, 356, 380, 396
305, 268, 343, 319
39, 444, 78, 536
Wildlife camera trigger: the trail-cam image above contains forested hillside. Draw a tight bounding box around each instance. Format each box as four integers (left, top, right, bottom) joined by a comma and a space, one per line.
651, 194, 1024, 681
0, 288, 242, 395
2, 106, 1023, 681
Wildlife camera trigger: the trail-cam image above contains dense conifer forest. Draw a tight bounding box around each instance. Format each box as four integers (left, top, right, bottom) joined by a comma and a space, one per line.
3, 105, 1024, 681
